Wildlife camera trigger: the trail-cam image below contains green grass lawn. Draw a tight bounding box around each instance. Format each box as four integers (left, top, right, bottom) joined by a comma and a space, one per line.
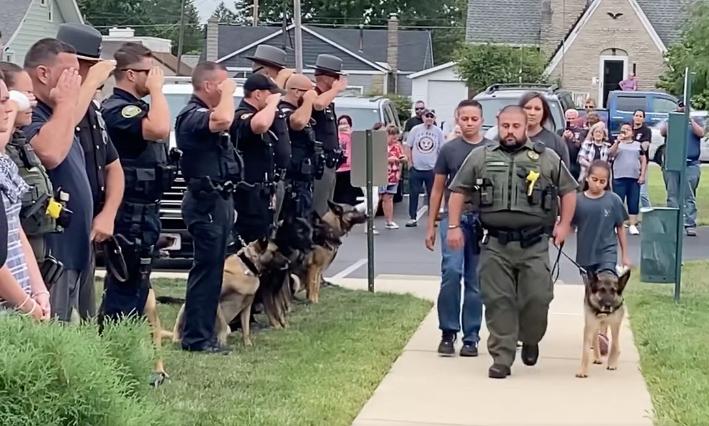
645, 164, 709, 226
139, 279, 431, 426
626, 261, 709, 425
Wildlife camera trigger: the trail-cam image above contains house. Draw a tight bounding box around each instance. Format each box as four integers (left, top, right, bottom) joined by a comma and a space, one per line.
0, 0, 84, 65
407, 61, 469, 131
465, 0, 696, 107
204, 15, 434, 96
101, 27, 193, 76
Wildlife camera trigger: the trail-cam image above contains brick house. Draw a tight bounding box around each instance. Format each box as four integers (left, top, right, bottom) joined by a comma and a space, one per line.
466, 0, 696, 107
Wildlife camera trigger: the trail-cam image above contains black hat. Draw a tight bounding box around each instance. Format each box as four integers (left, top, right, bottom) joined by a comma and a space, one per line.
245, 45, 287, 69
308, 54, 344, 76
56, 23, 103, 61
243, 73, 285, 94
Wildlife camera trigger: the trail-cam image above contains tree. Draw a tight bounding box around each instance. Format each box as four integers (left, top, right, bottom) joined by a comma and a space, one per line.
454, 43, 548, 94
211, 1, 253, 25
657, 1, 709, 109
211, 1, 238, 23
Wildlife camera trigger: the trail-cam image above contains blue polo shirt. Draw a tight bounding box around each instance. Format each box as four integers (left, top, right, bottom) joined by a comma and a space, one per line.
23, 100, 93, 271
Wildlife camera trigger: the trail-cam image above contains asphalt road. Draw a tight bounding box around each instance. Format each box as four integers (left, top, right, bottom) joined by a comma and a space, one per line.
326, 196, 709, 284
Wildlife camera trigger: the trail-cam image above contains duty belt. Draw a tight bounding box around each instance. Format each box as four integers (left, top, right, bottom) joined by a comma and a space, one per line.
485, 226, 546, 248
187, 177, 235, 198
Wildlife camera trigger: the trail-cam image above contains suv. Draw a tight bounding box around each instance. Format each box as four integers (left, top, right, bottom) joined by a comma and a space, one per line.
333, 96, 401, 130
473, 83, 576, 137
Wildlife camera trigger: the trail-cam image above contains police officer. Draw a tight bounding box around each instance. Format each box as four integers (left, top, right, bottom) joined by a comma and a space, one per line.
56, 23, 126, 321
278, 74, 320, 219
231, 74, 284, 244
176, 61, 239, 353
99, 42, 173, 323
246, 45, 292, 223
447, 105, 577, 379
309, 54, 349, 217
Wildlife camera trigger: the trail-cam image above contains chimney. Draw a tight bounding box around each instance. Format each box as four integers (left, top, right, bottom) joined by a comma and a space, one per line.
206, 16, 219, 61
387, 13, 399, 94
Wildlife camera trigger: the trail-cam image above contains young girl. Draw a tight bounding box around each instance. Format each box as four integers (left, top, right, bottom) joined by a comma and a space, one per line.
610, 123, 647, 235
380, 125, 406, 229
572, 160, 631, 279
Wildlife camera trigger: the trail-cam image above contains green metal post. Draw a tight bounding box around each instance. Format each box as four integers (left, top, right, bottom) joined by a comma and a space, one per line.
366, 129, 374, 292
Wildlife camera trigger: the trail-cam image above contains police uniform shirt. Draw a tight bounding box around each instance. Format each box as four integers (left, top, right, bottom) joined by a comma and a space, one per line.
272, 104, 291, 170
279, 99, 311, 175
23, 100, 94, 271
231, 100, 273, 183
77, 101, 119, 215
101, 88, 152, 159
311, 87, 339, 151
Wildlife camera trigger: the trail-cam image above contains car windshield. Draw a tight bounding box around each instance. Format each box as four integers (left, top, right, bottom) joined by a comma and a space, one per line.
477, 96, 564, 131
335, 106, 380, 130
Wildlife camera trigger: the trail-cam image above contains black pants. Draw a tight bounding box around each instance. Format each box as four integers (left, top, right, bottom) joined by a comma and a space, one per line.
281, 179, 314, 220
101, 201, 160, 322
234, 185, 273, 244
181, 189, 235, 350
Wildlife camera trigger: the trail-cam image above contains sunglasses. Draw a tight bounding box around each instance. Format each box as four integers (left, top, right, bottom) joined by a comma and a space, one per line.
424, 114, 435, 118
415, 107, 425, 111
120, 68, 151, 74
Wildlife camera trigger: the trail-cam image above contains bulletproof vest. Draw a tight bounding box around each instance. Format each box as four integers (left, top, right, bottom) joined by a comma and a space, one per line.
5, 131, 61, 236
311, 99, 338, 151
175, 102, 241, 182
279, 101, 316, 174
478, 143, 556, 226
271, 107, 291, 170
234, 107, 275, 183
102, 97, 172, 203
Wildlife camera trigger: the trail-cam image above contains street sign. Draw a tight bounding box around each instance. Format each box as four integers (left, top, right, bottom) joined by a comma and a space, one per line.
350, 130, 388, 187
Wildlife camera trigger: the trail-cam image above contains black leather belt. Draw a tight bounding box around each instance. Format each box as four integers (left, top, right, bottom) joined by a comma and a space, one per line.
186, 177, 234, 197
486, 226, 545, 247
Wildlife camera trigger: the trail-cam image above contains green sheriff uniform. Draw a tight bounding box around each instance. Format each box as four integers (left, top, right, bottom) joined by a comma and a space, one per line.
448, 139, 577, 369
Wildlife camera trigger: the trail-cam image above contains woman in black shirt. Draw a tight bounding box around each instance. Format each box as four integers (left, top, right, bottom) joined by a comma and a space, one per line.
632, 110, 652, 209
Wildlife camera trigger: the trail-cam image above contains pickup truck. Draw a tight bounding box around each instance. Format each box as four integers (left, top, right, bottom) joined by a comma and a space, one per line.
605, 90, 680, 136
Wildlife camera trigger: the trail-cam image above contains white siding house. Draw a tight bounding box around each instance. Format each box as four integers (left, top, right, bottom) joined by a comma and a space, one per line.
407, 62, 469, 134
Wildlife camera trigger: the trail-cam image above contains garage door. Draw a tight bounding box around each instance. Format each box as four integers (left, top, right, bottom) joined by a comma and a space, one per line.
427, 80, 467, 132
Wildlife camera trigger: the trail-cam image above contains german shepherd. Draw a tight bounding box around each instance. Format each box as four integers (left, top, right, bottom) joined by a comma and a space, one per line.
301, 201, 367, 304
170, 238, 279, 348
576, 268, 630, 378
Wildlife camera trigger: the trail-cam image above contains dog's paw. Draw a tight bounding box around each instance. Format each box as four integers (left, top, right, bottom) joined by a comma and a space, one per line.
593, 359, 603, 365
148, 371, 169, 388
606, 365, 618, 371
244, 339, 253, 347
575, 372, 588, 378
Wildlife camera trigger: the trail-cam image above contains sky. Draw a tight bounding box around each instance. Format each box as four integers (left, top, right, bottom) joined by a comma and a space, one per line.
195, 0, 228, 23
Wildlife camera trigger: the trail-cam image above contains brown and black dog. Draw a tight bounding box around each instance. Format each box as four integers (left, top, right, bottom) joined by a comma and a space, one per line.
576, 268, 630, 378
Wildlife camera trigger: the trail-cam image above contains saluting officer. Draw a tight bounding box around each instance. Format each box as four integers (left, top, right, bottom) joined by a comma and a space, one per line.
278, 74, 320, 218
99, 42, 173, 323
55, 23, 125, 321
230, 74, 284, 244
246, 45, 292, 223
447, 105, 577, 379
309, 54, 349, 217
175, 62, 238, 353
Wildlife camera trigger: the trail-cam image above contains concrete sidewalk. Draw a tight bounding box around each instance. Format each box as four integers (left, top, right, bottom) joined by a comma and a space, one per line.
334, 275, 655, 426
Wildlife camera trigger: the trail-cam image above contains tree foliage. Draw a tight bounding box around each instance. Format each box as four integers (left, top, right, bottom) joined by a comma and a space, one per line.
657, 1, 709, 109
454, 43, 548, 94
211, 1, 255, 25
78, 0, 204, 55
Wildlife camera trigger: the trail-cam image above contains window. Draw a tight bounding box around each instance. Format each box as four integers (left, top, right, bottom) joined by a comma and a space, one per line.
40, 0, 47, 6
615, 96, 645, 112
48, 1, 53, 21
652, 97, 679, 113
3, 50, 14, 63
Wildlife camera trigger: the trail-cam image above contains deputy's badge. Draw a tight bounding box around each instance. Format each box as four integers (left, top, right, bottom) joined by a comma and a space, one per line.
121, 105, 142, 119
528, 151, 540, 161
241, 113, 253, 120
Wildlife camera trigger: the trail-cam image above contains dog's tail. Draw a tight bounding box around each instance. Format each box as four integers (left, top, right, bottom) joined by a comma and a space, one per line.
156, 296, 185, 305
290, 274, 302, 292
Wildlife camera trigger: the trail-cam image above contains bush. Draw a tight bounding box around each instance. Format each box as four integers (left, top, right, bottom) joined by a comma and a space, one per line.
0, 314, 164, 426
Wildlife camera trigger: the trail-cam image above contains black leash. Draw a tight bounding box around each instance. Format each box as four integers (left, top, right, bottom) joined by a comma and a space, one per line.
551, 241, 587, 283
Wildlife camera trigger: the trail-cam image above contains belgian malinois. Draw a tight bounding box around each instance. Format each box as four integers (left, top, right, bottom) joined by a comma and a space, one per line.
576, 268, 630, 378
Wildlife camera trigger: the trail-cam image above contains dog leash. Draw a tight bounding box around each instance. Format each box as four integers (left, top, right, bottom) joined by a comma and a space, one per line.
551, 242, 587, 283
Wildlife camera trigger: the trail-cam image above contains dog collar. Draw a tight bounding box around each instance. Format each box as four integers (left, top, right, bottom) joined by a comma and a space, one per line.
237, 251, 260, 276
591, 298, 624, 317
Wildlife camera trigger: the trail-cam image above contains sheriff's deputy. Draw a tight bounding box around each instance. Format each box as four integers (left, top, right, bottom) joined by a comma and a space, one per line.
99, 42, 174, 323
447, 105, 577, 379
176, 61, 239, 353
230, 74, 284, 244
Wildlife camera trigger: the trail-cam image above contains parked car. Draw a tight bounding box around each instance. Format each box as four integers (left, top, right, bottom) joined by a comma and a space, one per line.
648, 111, 709, 165
333, 95, 401, 130
605, 90, 680, 137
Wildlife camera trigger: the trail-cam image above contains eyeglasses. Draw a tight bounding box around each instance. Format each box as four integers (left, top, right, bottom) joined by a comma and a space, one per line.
120, 68, 150, 73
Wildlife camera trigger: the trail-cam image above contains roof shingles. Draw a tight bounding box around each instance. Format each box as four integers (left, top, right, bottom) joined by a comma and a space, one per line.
0, 0, 32, 45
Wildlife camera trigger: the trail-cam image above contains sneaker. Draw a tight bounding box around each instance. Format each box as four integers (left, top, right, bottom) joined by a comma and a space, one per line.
460, 342, 478, 357
437, 332, 456, 356
405, 219, 417, 227
686, 227, 697, 237
385, 222, 399, 229
628, 225, 640, 235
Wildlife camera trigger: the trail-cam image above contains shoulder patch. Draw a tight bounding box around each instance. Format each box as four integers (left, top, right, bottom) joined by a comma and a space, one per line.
240, 113, 253, 120
527, 150, 540, 161
121, 105, 142, 119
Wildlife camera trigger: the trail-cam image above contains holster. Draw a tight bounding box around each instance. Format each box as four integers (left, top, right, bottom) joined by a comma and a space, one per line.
99, 235, 129, 283
39, 255, 64, 291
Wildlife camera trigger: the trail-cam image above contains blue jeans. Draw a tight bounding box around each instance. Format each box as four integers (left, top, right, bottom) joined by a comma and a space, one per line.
663, 164, 701, 228
613, 178, 640, 215
408, 168, 434, 219
437, 214, 483, 344
640, 182, 651, 209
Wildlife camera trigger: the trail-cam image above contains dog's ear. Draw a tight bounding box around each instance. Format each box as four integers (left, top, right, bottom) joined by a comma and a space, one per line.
587, 272, 600, 292
327, 200, 345, 217
617, 269, 631, 295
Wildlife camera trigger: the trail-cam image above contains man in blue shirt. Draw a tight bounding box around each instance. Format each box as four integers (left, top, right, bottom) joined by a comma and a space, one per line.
22, 38, 93, 322
661, 101, 705, 236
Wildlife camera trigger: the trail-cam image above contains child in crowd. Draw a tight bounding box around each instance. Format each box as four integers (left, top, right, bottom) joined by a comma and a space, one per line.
380, 125, 406, 229
610, 123, 646, 235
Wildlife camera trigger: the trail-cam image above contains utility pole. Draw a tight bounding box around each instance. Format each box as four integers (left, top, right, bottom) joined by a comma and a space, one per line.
176, 0, 186, 76
253, 0, 259, 26
294, 0, 303, 72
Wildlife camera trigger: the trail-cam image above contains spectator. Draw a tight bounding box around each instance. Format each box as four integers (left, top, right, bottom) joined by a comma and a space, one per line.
380, 125, 405, 229
446, 124, 462, 142
403, 100, 425, 140
334, 114, 358, 205
23, 38, 91, 323
563, 108, 583, 179
619, 73, 638, 91
584, 97, 597, 110
631, 109, 652, 209
660, 102, 705, 237
577, 122, 612, 182
609, 123, 646, 235
0, 70, 50, 320
403, 109, 443, 227
520, 92, 571, 167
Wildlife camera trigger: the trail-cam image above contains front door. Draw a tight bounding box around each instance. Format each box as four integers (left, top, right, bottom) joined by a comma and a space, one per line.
602, 59, 625, 107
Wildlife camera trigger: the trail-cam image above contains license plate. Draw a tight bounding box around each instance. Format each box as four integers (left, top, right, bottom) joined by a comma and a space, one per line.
161, 233, 181, 251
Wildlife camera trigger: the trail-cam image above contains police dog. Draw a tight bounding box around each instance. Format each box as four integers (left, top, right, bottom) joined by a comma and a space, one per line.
576, 268, 630, 378
170, 238, 279, 347
301, 201, 367, 304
